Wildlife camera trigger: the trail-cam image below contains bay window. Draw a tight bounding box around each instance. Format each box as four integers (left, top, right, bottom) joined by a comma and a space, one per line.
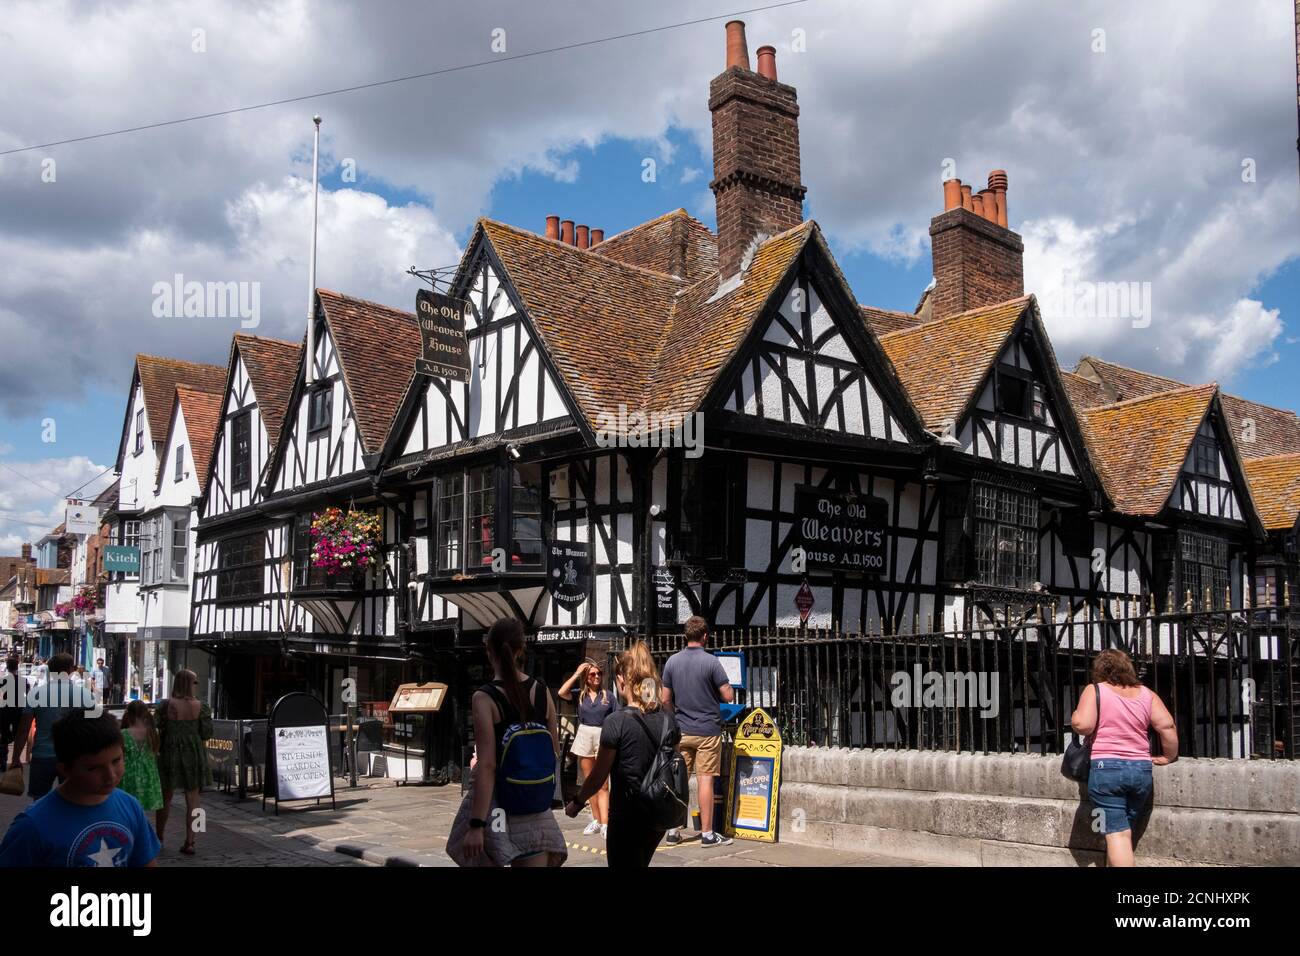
139, 509, 189, 586
433, 462, 545, 575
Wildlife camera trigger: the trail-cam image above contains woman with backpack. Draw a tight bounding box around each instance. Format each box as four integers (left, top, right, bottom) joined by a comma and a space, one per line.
557, 658, 614, 838
447, 618, 567, 867
565, 641, 684, 868
1069, 647, 1179, 867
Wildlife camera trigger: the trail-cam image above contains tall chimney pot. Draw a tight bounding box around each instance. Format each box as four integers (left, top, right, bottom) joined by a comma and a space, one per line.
960, 183, 973, 211
943, 178, 962, 212
987, 170, 1009, 227
545, 215, 559, 240
560, 219, 575, 245
576, 224, 589, 249
725, 20, 750, 71
977, 189, 998, 222
590, 228, 604, 245
756, 45, 777, 80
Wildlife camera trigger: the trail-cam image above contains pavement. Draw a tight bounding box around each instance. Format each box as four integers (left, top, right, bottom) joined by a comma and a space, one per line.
0, 774, 932, 867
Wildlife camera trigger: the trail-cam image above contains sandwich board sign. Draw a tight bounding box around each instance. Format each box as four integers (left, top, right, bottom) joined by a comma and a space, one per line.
263, 692, 336, 814
724, 707, 782, 843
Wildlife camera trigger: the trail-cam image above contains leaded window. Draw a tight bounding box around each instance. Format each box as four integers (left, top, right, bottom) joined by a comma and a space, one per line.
231, 411, 252, 491
217, 533, 264, 601
972, 483, 1039, 589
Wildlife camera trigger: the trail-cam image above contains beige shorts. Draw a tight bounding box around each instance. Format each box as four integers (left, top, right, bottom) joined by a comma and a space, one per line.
678, 734, 722, 775
570, 724, 603, 759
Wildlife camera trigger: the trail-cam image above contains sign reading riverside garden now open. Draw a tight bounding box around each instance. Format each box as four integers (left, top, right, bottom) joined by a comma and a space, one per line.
794, 485, 888, 574
414, 289, 471, 383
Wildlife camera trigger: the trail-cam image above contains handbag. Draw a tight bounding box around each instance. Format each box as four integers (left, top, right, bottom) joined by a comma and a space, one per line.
1061, 683, 1101, 782
0, 763, 24, 797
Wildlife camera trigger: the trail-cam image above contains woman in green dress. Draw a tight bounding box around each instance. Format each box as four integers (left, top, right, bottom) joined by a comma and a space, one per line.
155, 669, 213, 855
119, 700, 163, 815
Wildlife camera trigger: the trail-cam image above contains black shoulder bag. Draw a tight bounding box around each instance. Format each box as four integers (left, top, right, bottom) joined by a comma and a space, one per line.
1061, 683, 1100, 782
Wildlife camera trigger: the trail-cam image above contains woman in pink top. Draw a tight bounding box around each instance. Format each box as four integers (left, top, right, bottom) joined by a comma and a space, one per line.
1070, 648, 1178, 867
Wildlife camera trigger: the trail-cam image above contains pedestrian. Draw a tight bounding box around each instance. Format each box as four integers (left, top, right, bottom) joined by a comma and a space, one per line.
1070, 648, 1178, 867
660, 615, 734, 847
0, 711, 160, 867
445, 618, 567, 867
119, 700, 163, 819
154, 669, 212, 855
9, 652, 96, 799
557, 657, 614, 838
91, 657, 110, 702
1, 657, 22, 773
565, 641, 682, 868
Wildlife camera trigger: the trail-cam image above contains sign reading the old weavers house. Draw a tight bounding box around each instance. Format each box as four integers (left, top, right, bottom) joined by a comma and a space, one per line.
794, 486, 888, 574
414, 289, 471, 383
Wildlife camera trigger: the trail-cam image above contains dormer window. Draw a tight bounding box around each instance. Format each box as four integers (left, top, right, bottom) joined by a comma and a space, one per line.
1192, 437, 1217, 477
995, 367, 1032, 419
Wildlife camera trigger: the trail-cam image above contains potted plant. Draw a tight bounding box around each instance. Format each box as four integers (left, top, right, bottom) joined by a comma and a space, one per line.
310, 507, 383, 585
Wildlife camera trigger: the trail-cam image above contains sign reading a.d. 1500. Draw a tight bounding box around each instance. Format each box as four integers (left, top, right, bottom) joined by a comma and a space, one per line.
414, 289, 471, 383
794, 486, 888, 574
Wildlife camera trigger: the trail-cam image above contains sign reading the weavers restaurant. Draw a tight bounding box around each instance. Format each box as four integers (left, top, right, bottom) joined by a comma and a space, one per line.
414, 289, 471, 383
547, 541, 591, 609
794, 486, 888, 574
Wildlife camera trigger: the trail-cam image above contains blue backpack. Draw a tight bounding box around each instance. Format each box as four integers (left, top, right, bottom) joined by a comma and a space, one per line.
481, 680, 556, 815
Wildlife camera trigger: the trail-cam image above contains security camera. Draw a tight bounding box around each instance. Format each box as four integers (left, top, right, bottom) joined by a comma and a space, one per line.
507, 444, 521, 460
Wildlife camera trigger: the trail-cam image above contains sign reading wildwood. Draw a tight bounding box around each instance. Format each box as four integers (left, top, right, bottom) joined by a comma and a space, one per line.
414, 289, 471, 383
794, 485, 888, 574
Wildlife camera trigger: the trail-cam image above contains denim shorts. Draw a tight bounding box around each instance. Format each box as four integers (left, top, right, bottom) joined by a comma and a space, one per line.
1087, 758, 1152, 834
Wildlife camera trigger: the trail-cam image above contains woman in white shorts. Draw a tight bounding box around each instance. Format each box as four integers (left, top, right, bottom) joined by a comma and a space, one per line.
558, 659, 614, 837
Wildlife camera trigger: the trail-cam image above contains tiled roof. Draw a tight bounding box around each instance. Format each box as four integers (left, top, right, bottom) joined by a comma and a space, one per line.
1076, 355, 1300, 459
136, 355, 225, 444
480, 219, 683, 428
479, 217, 817, 432
317, 289, 422, 453
1074, 356, 1182, 403
234, 335, 300, 451
1061, 371, 1111, 410
173, 386, 224, 494
1220, 394, 1300, 459
35, 568, 70, 587
860, 305, 924, 336
1242, 454, 1300, 530
1077, 384, 1218, 516
592, 209, 718, 284
0, 556, 35, 590
878, 297, 1031, 432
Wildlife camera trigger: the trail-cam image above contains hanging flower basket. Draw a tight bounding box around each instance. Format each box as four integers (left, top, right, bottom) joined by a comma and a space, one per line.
55, 601, 74, 620
71, 585, 98, 615
310, 507, 382, 578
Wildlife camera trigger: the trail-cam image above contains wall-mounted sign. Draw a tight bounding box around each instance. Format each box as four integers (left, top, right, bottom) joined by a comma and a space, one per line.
653, 566, 678, 625
795, 580, 814, 624
725, 707, 782, 843
794, 486, 888, 574
414, 289, 471, 383
547, 541, 590, 609
103, 546, 140, 574
65, 503, 100, 537
531, 628, 592, 645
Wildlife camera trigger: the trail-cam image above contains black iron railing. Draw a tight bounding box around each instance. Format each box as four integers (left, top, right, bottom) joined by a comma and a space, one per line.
616, 602, 1298, 760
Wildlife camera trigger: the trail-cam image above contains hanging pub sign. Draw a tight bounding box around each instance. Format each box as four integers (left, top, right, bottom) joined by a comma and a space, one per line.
725, 707, 782, 843
64, 502, 99, 537
547, 541, 591, 609
414, 289, 471, 383
653, 566, 678, 626
103, 545, 140, 574
794, 485, 889, 574
795, 580, 814, 625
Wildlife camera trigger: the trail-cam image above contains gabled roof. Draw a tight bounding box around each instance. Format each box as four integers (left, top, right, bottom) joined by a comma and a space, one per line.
316, 289, 423, 454
1061, 371, 1111, 410
1076, 384, 1219, 516
1242, 454, 1300, 531
878, 296, 1031, 432
233, 334, 300, 449
1073, 356, 1182, 404
160, 386, 223, 494
591, 208, 718, 283
116, 355, 225, 470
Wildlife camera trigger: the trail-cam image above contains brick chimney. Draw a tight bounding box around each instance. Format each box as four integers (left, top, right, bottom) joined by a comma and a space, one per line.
710, 20, 806, 280
929, 170, 1023, 320
21, 543, 32, 562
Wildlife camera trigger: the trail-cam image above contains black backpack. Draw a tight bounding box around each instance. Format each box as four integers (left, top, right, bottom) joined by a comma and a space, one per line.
627, 710, 688, 831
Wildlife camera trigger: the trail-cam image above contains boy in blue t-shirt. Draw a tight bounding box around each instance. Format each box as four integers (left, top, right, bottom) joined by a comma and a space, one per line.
0, 712, 160, 867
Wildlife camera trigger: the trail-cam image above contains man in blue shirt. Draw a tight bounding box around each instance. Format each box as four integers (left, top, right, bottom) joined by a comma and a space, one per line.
661, 616, 734, 848
10, 652, 97, 798
0, 712, 159, 867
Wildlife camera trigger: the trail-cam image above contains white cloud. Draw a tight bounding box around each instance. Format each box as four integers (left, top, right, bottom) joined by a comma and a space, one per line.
0, 457, 111, 554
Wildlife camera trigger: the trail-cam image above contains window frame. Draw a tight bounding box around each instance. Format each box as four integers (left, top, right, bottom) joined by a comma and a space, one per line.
139, 508, 189, 587
994, 366, 1034, 420
231, 410, 253, 492
134, 409, 145, 456
216, 531, 265, 603
970, 482, 1040, 590
431, 461, 547, 577
175, 444, 185, 483
1192, 437, 1218, 478
308, 385, 333, 437
676, 455, 741, 566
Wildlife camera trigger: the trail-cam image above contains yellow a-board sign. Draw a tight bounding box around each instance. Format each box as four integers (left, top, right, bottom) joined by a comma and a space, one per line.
724, 708, 782, 843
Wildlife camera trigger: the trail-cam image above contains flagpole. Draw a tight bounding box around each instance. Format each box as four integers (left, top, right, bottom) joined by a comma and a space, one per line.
306, 115, 321, 385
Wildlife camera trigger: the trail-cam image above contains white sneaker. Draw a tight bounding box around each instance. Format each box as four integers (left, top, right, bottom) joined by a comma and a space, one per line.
600, 824, 608, 839
582, 820, 601, 836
